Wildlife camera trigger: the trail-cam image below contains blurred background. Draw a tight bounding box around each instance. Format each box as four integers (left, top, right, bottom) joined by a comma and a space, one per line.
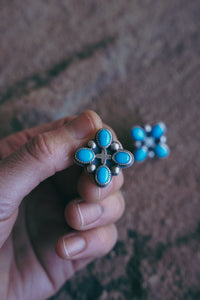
0, 0, 200, 299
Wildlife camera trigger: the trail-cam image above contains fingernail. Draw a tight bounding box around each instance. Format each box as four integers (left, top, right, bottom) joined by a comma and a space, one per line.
63, 236, 86, 258
67, 112, 94, 139
76, 203, 103, 227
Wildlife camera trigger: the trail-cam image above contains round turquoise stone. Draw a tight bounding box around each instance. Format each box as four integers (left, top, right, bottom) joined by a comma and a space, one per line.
97, 129, 112, 148
76, 148, 95, 164
134, 147, 148, 162
154, 144, 169, 158
131, 127, 146, 141
151, 122, 166, 139
96, 166, 111, 185
113, 151, 132, 166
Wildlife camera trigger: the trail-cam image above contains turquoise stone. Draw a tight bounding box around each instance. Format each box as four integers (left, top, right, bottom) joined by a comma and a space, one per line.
76, 148, 94, 164
113, 151, 132, 165
154, 144, 169, 158
134, 147, 148, 162
97, 129, 112, 148
151, 122, 166, 139
96, 166, 110, 185
131, 127, 146, 141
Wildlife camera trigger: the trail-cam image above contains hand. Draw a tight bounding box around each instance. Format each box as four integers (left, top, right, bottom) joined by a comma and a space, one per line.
0, 110, 125, 300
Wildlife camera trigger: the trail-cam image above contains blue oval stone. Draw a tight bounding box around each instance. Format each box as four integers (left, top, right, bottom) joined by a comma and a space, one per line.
76, 148, 95, 164
113, 151, 132, 166
131, 127, 146, 141
151, 122, 166, 139
97, 129, 112, 148
154, 144, 170, 158
96, 166, 111, 186
134, 147, 148, 162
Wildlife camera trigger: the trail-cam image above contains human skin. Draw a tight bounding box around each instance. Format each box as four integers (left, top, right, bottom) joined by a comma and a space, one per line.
0, 110, 125, 300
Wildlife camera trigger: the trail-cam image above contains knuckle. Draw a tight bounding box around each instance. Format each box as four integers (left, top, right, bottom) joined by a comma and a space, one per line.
25, 133, 53, 162
0, 201, 16, 221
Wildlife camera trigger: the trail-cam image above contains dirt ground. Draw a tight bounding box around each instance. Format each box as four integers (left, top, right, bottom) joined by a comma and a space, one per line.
0, 1, 200, 299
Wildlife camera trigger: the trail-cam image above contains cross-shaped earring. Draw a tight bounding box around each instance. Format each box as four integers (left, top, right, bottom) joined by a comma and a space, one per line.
131, 122, 170, 162
74, 128, 134, 187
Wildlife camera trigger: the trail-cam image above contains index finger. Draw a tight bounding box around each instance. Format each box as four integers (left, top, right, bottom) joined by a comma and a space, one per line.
0, 116, 76, 159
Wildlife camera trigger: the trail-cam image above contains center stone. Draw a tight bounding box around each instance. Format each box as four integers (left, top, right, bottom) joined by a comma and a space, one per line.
144, 137, 155, 148
96, 148, 112, 165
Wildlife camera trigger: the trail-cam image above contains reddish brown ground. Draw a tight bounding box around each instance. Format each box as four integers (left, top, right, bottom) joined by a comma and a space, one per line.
0, 1, 199, 299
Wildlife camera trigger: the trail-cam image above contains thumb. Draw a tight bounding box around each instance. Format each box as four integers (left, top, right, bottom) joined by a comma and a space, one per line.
0, 110, 102, 246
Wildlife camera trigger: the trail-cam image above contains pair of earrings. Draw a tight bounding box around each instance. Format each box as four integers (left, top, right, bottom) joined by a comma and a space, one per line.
74, 122, 170, 187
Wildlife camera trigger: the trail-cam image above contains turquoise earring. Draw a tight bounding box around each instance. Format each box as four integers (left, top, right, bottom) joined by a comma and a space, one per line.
131, 122, 170, 162
74, 128, 134, 187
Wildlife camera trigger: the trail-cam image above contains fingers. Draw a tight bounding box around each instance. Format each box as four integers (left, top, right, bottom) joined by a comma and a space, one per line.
0, 116, 76, 159
55, 124, 124, 261
55, 224, 118, 260
56, 191, 124, 261
0, 110, 102, 247
0, 110, 102, 211
57, 168, 125, 261
50, 124, 120, 201
78, 171, 124, 202
65, 191, 125, 231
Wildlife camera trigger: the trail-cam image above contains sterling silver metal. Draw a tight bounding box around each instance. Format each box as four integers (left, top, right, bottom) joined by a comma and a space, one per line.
74, 128, 134, 187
